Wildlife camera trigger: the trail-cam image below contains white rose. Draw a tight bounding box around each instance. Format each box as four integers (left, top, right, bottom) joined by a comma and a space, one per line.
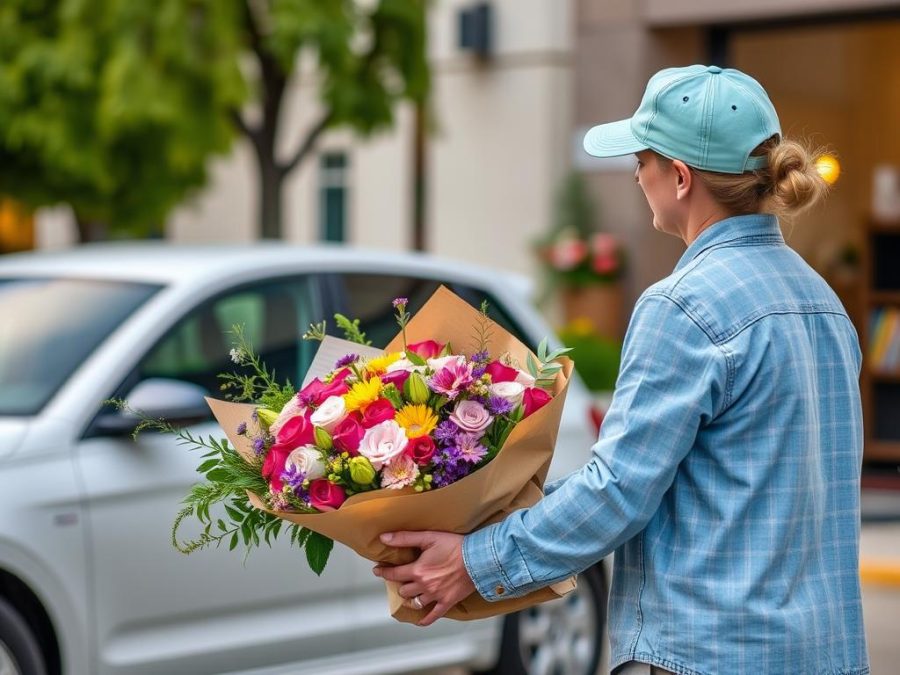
490, 381, 525, 407
514, 370, 536, 387
358, 420, 409, 470
310, 395, 347, 433
285, 445, 326, 480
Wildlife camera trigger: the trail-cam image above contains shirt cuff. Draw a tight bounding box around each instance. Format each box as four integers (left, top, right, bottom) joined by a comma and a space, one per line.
462, 520, 535, 601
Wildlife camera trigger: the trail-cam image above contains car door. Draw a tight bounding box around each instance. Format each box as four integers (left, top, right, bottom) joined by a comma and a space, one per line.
76, 275, 359, 675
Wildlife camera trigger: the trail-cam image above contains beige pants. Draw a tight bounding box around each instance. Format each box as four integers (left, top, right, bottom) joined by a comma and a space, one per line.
614, 662, 675, 675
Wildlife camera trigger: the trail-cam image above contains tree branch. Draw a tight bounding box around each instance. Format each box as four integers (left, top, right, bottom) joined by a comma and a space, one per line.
278, 111, 333, 178
229, 108, 258, 144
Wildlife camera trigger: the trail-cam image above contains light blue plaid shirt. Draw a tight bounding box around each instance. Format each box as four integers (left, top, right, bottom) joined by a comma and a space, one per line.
463, 214, 869, 674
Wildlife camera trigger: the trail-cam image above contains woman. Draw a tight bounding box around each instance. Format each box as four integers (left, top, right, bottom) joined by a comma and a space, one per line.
374, 65, 869, 675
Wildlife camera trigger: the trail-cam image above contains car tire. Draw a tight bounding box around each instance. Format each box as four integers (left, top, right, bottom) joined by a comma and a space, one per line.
489, 564, 607, 675
0, 597, 46, 675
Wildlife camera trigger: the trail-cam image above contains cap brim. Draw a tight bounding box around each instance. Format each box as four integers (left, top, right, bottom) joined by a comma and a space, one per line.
583, 119, 647, 158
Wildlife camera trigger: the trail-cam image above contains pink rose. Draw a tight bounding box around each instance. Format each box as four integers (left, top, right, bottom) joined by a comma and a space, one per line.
360, 398, 396, 428
275, 412, 315, 448
308, 479, 347, 511
523, 387, 552, 417
405, 435, 436, 466
332, 414, 365, 455
484, 361, 518, 383
406, 339, 444, 359
449, 400, 492, 434
298, 369, 351, 407
262, 443, 292, 492
358, 420, 408, 469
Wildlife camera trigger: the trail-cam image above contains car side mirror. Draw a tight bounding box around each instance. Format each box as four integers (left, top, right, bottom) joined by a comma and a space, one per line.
91, 378, 211, 436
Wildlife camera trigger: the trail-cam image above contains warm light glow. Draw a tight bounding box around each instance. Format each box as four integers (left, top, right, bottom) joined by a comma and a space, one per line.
816, 154, 841, 185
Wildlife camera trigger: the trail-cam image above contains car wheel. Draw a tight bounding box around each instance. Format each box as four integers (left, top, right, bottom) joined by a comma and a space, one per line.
492, 564, 607, 675
0, 598, 46, 675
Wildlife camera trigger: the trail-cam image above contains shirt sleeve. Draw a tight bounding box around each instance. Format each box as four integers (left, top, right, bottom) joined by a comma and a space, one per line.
462, 292, 729, 600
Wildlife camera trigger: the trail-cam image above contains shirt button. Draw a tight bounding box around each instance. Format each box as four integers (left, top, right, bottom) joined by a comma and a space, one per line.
495, 585, 506, 596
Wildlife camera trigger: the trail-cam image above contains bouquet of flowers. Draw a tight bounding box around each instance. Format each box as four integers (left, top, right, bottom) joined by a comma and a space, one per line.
142, 286, 575, 623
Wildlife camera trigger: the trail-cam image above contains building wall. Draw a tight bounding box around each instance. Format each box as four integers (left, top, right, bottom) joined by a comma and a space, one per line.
162, 0, 575, 282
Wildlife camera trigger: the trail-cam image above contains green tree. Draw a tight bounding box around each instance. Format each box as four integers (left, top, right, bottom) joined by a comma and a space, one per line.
0, 0, 429, 241
0, 0, 246, 241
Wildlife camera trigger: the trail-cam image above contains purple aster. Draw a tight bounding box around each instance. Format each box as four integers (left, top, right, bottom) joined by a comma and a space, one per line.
471, 350, 490, 364
455, 433, 488, 463
335, 353, 358, 369
236, 421, 248, 436
392, 297, 408, 308
252, 436, 266, 456
434, 420, 460, 445
486, 395, 514, 416
431, 445, 473, 487
472, 365, 487, 378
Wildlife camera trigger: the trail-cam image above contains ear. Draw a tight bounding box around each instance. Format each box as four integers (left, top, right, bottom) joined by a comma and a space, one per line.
672, 160, 693, 200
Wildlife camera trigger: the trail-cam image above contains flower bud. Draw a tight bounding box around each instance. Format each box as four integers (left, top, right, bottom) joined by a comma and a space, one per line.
256, 408, 278, 429
314, 426, 333, 451
404, 372, 430, 405
349, 456, 377, 485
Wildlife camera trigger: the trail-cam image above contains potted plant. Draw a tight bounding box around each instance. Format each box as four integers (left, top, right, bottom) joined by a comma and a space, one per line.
536, 173, 626, 340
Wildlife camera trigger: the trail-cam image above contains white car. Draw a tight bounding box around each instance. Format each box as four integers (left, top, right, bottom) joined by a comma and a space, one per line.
0, 243, 608, 675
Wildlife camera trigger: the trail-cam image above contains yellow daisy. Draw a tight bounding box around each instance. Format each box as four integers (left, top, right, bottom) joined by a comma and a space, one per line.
395, 404, 439, 439
365, 352, 402, 375
344, 376, 383, 412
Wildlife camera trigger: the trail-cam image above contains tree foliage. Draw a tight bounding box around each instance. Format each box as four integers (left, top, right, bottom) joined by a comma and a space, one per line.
0, 0, 429, 240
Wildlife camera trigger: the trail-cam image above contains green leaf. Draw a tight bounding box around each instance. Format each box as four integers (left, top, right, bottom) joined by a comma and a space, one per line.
537, 338, 548, 360
526, 354, 539, 378
406, 351, 426, 367
206, 469, 231, 483
305, 531, 334, 576
229, 532, 239, 551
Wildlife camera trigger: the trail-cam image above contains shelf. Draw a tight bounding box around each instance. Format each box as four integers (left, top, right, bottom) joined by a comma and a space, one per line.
870, 291, 900, 305
865, 439, 900, 461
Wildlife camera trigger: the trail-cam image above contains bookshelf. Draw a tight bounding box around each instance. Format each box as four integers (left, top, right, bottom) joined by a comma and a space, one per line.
861, 219, 900, 462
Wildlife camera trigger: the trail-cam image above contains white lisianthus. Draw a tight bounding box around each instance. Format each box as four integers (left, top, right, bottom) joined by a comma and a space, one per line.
489, 381, 526, 407
270, 397, 306, 437
514, 369, 536, 387
381, 454, 420, 489
386, 358, 427, 374
358, 420, 409, 470
426, 354, 465, 372
285, 445, 327, 480
310, 395, 347, 433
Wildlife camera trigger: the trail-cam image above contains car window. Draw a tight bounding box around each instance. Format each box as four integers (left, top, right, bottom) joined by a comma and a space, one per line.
0, 278, 161, 416
138, 277, 319, 396
328, 273, 534, 351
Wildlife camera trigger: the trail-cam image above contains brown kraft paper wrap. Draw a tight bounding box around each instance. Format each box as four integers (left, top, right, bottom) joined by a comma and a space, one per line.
205, 286, 577, 623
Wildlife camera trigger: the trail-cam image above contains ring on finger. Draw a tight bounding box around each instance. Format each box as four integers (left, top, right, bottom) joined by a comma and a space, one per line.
411, 595, 424, 610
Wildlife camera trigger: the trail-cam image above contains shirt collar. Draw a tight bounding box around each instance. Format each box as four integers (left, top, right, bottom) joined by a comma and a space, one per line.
674, 213, 784, 272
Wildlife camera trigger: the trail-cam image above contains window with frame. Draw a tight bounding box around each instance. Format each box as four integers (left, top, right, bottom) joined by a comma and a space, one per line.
319, 152, 349, 243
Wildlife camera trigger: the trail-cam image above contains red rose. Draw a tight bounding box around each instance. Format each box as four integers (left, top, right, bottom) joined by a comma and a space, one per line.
406, 339, 444, 359
309, 479, 347, 511
360, 398, 396, 428
405, 435, 436, 466
333, 414, 364, 455
485, 361, 518, 383
275, 413, 315, 447
522, 387, 552, 418
298, 370, 351, 407
262, 442, 292, 491
381, 369, 410, 389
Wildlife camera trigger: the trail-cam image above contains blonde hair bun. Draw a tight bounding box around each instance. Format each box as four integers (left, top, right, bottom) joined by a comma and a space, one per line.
767, 139, 830, 216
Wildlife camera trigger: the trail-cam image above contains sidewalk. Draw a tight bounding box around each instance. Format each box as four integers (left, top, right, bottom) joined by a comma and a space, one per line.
860, 487, 900, 587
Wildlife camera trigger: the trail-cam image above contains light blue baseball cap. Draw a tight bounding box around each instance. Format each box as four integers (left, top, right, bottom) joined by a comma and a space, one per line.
583, 64, 782, 174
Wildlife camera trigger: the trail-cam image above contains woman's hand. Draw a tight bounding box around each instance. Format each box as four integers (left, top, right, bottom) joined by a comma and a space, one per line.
373, 531, 477, 626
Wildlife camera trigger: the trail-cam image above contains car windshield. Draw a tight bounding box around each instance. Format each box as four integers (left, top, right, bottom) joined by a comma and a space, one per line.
0, 277, 161, 416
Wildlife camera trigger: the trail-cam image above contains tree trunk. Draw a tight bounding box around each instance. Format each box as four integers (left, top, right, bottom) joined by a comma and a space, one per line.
412, 99, 427, 251
258, 158, 283, 239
